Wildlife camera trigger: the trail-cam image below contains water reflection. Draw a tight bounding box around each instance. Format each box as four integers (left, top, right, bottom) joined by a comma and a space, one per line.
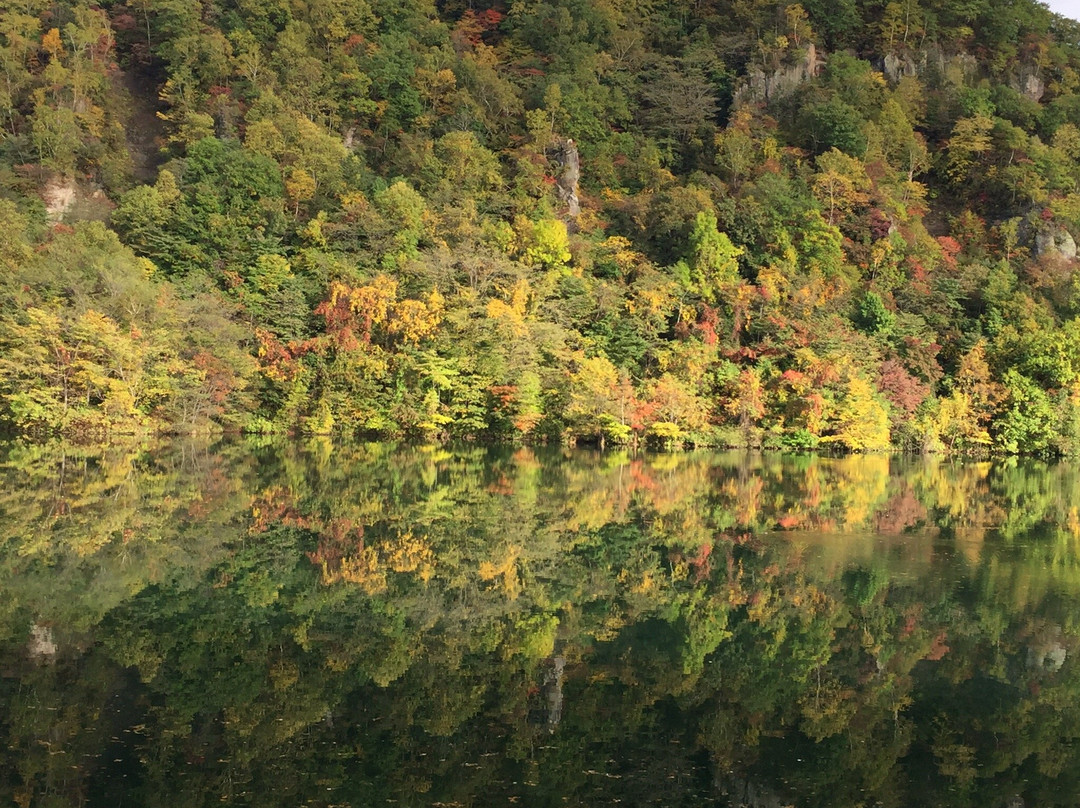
2, 442, 1080, 807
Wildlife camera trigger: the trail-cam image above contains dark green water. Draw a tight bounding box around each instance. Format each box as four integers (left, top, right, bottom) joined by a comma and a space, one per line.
2, 441, 1080, 807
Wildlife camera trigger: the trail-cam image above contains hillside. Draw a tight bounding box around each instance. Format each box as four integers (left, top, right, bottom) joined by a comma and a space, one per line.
3, 0, 1080, 452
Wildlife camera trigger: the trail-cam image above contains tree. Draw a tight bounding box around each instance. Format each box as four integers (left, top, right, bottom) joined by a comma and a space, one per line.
812, 148, 870, 227
823, 376, 891, 451
716, 122, 758, 190
521, 219, 572, 270
996, 370, 1055, 454
565, 354, 623, 446
802, 96, 868, 156
855, 291, 895, 335
373, 181, 428, 267
878, 0, 925, 49
641, 57, 720, 147
0, 306, 73, 434
784, 4, 816, 48
30, 94, 80, 173
945, 115, 993, 187
724, 367, 766, 443
644, 372, 710, 438
685, 212, 743, 303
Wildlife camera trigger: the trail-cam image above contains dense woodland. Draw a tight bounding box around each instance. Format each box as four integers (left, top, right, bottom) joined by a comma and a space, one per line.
5, 0, 1080, 451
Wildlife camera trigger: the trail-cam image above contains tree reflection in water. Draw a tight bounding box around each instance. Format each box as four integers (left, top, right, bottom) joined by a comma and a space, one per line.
1, 441, 1079, 807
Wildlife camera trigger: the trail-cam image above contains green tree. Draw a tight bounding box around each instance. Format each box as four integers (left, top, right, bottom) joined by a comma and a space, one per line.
996, 370, 1055, 453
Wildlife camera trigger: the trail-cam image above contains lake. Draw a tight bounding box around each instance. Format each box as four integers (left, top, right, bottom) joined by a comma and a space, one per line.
2, 441, 1079, 807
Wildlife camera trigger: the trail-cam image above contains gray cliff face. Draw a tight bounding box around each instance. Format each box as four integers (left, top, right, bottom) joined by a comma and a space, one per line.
1016, 69, 1046, 102
880, 46, 1042, 102
878, 46, 977, 83
882, 51, 920, 82
734, 43, 822, 106
552, 138, 581, 218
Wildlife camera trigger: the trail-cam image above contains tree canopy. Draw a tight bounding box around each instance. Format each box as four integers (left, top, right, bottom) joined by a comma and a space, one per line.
4, 0, 1080, 452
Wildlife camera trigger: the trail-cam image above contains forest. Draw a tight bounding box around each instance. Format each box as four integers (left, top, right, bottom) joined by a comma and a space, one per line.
4, 0, 1080, 452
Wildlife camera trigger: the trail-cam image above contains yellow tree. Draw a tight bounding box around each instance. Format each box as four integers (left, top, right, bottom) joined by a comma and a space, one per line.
931, 340, 1004, 451
783, 4, 815, 48
823, 376, 891, 451
724, 367, 766, 443
71, 309, 146, 430
566, 354, 622, 446
811, 148, 870, 227
0, 306, 72, 432
945, 115, 993, 187
643, 372, 710, 446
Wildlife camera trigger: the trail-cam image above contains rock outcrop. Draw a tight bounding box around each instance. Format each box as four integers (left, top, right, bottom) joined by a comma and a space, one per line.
28, 623, 57, 662
1016, 69, 1046, 102
42, 178, 77, 222
1034, 225, 1077, 261
551, 138, 580, 218
734, 44, 823, 106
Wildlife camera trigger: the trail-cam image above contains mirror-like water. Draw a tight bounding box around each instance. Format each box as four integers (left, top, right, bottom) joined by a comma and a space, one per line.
2, 442, 1079, 807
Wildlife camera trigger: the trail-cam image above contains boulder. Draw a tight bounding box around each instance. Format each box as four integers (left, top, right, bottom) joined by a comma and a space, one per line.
1034, 226, 1077, 261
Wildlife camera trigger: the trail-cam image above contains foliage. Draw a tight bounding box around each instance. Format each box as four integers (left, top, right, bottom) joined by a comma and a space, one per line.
1, 0, 1080, 452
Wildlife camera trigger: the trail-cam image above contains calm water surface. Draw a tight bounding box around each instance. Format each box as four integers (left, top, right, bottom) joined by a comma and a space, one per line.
2, 441, 1079, 807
